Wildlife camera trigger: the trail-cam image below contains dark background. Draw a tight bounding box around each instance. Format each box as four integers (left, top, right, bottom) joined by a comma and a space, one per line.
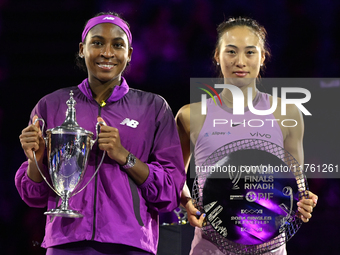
0, 0, 339, 254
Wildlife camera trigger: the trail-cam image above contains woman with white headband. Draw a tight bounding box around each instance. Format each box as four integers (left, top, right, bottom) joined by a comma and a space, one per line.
16, 11, 185, 255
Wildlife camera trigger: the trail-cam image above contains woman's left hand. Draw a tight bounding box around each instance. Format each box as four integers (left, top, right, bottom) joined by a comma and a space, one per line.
297, 190, 318, 223
97, 117, 129, 165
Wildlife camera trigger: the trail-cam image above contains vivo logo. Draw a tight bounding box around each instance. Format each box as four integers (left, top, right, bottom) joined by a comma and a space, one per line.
201, 84, 311, 116
250, 132, 271, 139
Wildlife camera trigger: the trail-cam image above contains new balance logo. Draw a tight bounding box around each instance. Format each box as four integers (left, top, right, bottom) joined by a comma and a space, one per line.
120, 118, 139, 128
103, 17, 115, 20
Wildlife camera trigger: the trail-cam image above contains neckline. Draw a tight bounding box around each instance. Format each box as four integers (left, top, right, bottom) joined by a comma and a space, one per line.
78, 77, 130, 103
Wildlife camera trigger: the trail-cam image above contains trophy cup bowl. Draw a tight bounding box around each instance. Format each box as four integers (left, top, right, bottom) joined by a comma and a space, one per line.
33, 90, 105, 218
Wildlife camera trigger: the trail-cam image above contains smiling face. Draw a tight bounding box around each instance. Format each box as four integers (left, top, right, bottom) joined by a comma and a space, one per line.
214, 26, 265, 88
79, 23, 132, 86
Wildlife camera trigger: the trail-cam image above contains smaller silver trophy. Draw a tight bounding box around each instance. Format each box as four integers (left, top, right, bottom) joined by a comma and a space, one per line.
192, 139, 308, 254
33, 90, 105, 218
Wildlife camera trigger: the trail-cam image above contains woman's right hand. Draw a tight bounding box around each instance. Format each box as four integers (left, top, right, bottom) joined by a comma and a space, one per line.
185, 198, 206, 228
19, 115, 45, 164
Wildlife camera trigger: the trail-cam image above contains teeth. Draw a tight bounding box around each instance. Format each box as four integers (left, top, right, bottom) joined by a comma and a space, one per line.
98, 64, 114, 68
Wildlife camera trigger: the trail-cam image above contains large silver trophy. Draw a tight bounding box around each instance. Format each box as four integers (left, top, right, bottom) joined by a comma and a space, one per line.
33, 90, 105, 218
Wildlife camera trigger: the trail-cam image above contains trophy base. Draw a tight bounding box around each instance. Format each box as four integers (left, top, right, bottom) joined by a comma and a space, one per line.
44, 208, 83, 218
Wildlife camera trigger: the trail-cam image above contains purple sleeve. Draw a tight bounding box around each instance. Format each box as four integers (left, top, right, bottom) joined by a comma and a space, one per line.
14, 99, 49, 208
15, 161, 49, 208
138, 99, 186, 213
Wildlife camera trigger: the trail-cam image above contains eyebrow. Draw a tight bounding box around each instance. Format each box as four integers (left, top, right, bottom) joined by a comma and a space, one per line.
90, 35, 125, 41
225, 44, 257, 49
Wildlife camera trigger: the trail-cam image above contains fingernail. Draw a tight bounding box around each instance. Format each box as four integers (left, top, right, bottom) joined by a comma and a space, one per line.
297, 202, 301, 206
313, 198, 318, 204
196, 211, 201, 216
203, 213, 206, 218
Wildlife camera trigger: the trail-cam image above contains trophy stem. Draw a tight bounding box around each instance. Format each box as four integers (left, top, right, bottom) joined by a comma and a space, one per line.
44, 191, 84, 218
60, 191, 70, 211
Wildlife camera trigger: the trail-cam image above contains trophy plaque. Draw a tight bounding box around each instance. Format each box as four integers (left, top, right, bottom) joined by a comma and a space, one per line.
192, 139, 308, 254
33, 90, 105, 218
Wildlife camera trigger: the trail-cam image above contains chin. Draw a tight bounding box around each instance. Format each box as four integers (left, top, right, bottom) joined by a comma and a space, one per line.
97, 74, 121, 83
225, 77, 256, 88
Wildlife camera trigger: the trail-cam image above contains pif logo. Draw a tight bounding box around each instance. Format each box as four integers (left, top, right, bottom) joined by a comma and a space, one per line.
245, 191, 274, 202
200, 84, 312, 116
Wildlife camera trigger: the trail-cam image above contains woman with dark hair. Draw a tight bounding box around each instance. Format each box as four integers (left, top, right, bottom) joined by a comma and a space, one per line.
16, 11, 185, 255
176, 17, 318, 254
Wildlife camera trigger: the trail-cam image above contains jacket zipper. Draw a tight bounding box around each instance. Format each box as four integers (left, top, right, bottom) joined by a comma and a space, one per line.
90, 100, 144, 236
91, 105, 102, 240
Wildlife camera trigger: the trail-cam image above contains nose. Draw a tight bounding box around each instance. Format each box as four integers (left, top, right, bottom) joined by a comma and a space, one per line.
234, 53, 246, 68
101, 45, 114, 58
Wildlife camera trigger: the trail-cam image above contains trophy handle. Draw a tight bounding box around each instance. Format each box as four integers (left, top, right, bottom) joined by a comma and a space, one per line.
32, 118, 61, 196
72, 121, 106, 196
90, 121, 106, 148
33, 117, 46, 137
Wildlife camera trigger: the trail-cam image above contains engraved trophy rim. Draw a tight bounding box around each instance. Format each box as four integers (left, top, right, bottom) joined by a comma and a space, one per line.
46, 127, 94, 136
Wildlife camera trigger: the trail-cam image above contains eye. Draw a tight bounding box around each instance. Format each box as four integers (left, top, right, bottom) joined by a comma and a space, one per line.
92, 41, 103, 46
114, 43, 124, 48
247, 50, 255, 55
227, 50, 236, 54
